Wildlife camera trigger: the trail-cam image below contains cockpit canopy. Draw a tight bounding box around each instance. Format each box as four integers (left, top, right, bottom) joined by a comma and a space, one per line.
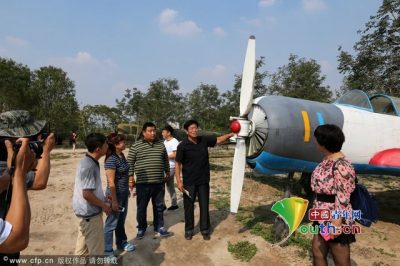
335, 89, 400, 116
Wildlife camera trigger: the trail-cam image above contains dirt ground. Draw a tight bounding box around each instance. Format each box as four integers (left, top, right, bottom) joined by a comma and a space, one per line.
22, 147, 400, 266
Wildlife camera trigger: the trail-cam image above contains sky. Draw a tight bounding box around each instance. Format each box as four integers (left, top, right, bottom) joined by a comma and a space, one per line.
0, 0, 382, 106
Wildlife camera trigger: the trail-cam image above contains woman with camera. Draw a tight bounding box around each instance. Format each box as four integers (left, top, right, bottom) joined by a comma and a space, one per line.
103, 133, 135, 258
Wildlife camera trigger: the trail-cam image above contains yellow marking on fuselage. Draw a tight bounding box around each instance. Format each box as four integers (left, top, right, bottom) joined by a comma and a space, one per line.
301, 111, 310, 142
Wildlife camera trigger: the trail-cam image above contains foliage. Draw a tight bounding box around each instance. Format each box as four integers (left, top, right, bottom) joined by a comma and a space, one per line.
338, 0, 400, 96
116, 87, 145, 123
115, 78, 185, 128
0, 57, 33, 112
222, 57, 269, 117
143, 78, 185, 126
31, 66, 79, 137
81, 104, 127, 134
227, 241, 257, 262
187, 83, 222, 131
269, 54, 332, 102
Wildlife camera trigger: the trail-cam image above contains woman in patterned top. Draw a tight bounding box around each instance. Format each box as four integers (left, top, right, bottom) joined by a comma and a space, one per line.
311, 124, 356, 266
103, 133, 135, 257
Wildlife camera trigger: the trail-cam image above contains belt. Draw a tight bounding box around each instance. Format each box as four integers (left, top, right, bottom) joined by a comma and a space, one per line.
315, 193, 336, 203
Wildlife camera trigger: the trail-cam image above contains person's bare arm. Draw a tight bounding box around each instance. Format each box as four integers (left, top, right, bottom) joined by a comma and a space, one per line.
106, 169, 119, 212
216, 132, 235, 145
30, 133, 56, 190
82, 190, 112, 216
168, 151, 176, 160
0, 139, 35, 253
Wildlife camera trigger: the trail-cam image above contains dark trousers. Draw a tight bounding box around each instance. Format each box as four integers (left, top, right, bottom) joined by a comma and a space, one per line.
136, 183, 165, 231
183, 183, 210, 235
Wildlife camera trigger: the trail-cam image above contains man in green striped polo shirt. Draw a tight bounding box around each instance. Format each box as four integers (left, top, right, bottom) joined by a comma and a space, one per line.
127, 122, 170, 239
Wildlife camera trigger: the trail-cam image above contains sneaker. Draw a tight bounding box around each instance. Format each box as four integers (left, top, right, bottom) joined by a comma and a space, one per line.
136, 229, 146, 240
118, 242, 135, 252
155, 227, 170, 238
167, 205, 179, 211
104, 250, 117, 261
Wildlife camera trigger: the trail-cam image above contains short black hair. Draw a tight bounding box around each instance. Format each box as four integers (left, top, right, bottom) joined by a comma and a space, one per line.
314, 124, 345, 153
85, 133, 107, 152
183, 120, 199, 130
162, 125, 174, 135
142, 122, 156, 132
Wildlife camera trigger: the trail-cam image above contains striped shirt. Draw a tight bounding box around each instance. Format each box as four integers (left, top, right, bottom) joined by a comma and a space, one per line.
105, 153, 130, 194
127, 139, 169, 184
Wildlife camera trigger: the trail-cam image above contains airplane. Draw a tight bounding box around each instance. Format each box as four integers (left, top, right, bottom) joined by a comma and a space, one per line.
229, 36, 400, 214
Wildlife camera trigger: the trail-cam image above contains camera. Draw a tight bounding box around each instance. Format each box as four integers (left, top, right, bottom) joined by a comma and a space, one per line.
13, 141, 43, 159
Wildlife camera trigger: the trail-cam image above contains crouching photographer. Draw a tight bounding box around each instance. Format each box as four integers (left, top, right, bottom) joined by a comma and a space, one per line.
0, 110, 55, 261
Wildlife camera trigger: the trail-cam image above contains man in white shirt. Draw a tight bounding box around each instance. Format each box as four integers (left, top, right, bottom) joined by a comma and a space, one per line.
162, 125, 179, 211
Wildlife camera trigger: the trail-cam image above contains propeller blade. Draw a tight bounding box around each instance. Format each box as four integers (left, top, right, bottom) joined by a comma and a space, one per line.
239, 35, 256, 117
230, 138, 246, 213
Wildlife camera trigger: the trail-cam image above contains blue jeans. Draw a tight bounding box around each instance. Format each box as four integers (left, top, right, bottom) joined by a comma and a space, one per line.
104, 191, 129, 252
136, 183, 165, 231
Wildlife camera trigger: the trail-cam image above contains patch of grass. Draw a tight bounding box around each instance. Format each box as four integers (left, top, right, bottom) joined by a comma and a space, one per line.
227, 241, 257, 262
250, 223, 275, 242
373, 247, 396, 257
209, 163, 231, 171
289, 233, 312, 258
371, 229, 388, 241
212, 197, 230, 210
372, 262, 390, 266
236, 207, 311, 258
52, 153, 70, 160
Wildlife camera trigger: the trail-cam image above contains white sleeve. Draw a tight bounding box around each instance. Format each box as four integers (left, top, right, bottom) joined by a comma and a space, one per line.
0, 219, 12, 245
172, 139, 179, 151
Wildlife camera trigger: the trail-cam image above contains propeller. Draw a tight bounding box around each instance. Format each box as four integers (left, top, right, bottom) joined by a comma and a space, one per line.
230, 36, 256, 213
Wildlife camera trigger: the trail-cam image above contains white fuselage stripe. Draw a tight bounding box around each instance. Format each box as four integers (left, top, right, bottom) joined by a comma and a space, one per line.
336, 105, 400, 164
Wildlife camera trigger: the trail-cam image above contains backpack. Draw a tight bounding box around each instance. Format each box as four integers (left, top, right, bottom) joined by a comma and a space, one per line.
333, 159, 378, 227
350, 182, 378, 227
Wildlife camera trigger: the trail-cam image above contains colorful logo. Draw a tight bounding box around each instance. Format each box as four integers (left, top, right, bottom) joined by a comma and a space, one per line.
271, 197, 309, 243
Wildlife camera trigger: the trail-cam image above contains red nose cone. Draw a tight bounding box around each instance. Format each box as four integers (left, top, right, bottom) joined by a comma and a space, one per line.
230, 120, 241, 133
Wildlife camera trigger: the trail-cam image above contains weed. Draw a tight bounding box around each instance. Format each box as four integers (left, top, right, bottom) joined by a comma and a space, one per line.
227, 241, 257, 262
373, 247, 396, 257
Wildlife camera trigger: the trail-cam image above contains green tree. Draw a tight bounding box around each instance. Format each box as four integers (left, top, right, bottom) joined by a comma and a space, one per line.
187, 84, 222, 131
31, 66, 79, 135
81, 104, 126, 133
269, 54, 332, 102
116, 88, 145, 123
338, 0, 400, 96
143, 78, 185, 126
0, 57, 34, 112
116, 78, 185, 127
222, 57, 269, 116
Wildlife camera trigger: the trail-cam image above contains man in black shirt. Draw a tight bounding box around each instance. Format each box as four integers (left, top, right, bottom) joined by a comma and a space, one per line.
175, 120, 234, 240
